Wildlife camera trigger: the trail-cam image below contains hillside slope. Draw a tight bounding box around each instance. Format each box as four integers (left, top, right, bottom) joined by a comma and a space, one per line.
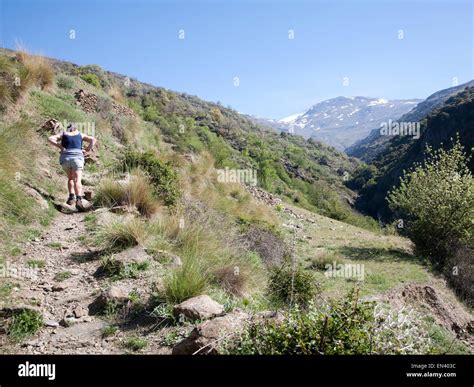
0, 50, 471, 355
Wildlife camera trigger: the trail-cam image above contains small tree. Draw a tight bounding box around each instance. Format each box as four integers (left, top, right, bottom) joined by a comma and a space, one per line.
387, 138, 473, 268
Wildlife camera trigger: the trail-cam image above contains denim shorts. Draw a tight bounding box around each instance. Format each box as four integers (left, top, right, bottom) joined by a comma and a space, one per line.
60, 153, 84, 172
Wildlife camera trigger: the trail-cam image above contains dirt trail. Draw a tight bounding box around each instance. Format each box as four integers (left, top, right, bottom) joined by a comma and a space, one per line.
4, 211, 116, 353
2, 207, 172, 354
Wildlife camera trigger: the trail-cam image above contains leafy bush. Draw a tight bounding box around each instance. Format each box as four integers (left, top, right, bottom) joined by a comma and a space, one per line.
267, 259, 318, 307
143, 105, 160, 122
123, 150, 181, 207
226, 290, 374, 354
81, 73, 101, 88
225, 291, 434, 355
387, 139, 473, 267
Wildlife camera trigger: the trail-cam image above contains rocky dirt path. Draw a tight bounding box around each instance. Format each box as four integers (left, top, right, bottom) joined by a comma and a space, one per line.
2, 206, 173, 354
5, 211, 116, 353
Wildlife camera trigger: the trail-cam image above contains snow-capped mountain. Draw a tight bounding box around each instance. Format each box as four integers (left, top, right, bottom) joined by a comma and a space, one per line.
274, 96, 421, 150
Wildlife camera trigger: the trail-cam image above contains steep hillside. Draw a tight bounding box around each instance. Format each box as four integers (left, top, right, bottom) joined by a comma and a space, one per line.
0, 50, 471, 356
349, 86, 474, 221
348, 80, 474, 161
260, 96, 419, 150
42, 54, 382, 228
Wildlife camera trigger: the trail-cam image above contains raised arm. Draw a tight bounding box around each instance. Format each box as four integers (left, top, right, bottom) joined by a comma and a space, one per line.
48, 133, 63, 150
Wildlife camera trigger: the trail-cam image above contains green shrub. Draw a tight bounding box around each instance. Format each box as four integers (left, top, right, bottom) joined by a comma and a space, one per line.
124, 336, 147, 351
226, 290, 375, 354
226, 291, 435, 355
101, 325, 118, 338
143, 105, 160, 121
387, 138, 473, 268
81, 73, 101, 88
57, 75, 74, 89
267, 259, 317, 307
122, 150, 181, 207
7, 309, 43, 341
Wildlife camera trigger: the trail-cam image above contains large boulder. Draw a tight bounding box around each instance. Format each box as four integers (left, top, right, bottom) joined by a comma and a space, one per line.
172, 310, 249, 355
173, 295, 224, 321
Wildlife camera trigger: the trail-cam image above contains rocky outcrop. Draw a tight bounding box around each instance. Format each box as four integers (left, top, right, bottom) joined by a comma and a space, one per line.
244, 185, 282, 207
173, 295, 224, 321
39, 118, 61, 133
75, 89, 136, 118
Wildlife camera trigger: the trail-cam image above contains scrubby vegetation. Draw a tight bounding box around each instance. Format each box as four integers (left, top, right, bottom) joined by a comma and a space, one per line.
225, 290, 433, 355
0, 47, 471, 355
6, 309, 43, 342
267, 259, 318, 307
388, 139, 473, 267
161, 260, 208, 303
95, 217, 148, 251
95, 171, 158, 217
351, 87, 474, 221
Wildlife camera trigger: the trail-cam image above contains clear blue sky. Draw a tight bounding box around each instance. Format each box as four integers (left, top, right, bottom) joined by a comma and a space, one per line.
0, 0, 472, 118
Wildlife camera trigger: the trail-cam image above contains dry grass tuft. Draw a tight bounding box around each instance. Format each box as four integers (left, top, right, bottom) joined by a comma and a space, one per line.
16, 49, 54, 91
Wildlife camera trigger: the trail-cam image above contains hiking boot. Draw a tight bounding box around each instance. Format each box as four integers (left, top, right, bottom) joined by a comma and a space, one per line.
66, 196, 76, 206
76, 199, 85, 212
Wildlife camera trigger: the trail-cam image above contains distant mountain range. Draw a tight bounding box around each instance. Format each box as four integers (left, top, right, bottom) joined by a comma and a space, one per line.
347, 80, 474, 161
349, 83, 474, 221
253, 96, 420, 151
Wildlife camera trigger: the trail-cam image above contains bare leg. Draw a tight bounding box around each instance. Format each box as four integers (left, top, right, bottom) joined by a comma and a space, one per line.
67, 171, 75, 195
73, 169, 83, 197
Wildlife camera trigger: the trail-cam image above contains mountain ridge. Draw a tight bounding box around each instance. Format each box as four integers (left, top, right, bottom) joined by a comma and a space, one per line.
253, 96, 420, 151
347, 80, 474, 161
